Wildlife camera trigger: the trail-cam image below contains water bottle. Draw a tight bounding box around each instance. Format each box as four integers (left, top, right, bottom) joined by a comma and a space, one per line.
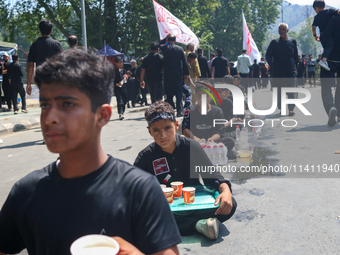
212, 144, 219, 165
236, 125, 241, 141
218, 143, 227, 165
206, 145, 213, 162
201, 144, 207, 155
199, 138, 206, 145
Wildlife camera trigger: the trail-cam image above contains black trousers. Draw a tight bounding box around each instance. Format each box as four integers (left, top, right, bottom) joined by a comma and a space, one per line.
2, 81, 12, 109
320, 61, 340, 116
308, 71, 316, 86
11, 86, 26, 111
165, 79, 184, 115
271, 78, 296, 112
240, 73, 250, 94
147, 80, 163, 103
173, 197, 237, 235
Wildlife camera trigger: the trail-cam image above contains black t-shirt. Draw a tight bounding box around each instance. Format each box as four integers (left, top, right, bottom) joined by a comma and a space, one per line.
321, 15, 340, 61
211, 98, 236, 132
258, 61, 268, 77
134, 134, 231, 191
142, 52, 164, 82
27, 36, 63, 67
7, 62, 23, 88
0, 156, 181, 255
252, 63, 260, 78
182, 104, 225, 139
312, 8, 338, 33
211, 56, 229, 78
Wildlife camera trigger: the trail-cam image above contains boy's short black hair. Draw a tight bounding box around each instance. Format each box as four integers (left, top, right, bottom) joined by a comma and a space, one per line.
150, 42, 159, 51
242, 49, 247, 53
197, 48, 203, 54
126, 70, 132, 75
35, 49, 114, 113
168, 35, 176, 42
313, 0, 325, 9
68, 35, 78, 47
216, 48, 223, 55
39, 19, 53, 35
210, 52, 216, 57
188, 53, 197, 59
12, 54, 18, 61
145, 101, 175, 124
222, 75, 234, 84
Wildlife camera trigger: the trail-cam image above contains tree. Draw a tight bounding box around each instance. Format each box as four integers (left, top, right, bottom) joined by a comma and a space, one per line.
297, 17, 317, 56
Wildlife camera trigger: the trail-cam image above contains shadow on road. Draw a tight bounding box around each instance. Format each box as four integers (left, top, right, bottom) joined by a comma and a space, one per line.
0, 140, 44, 150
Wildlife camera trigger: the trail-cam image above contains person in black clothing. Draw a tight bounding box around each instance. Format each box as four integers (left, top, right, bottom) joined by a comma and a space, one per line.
26, 19, 63, 95
140, 42, 164, 103
211, 48, 230, 78
114, 57, 128, 120
130, 59, 141, 105
159, 34, 189, 117
134, 101, 236, 240
182, 86, 235, 157
297, 55, 306, 87
252, 59, 260, 89
7, 54, 27, 114
318, 14, 340, 126
0, 50, 181, 255
229, 62, 237, 76
312, 0, 340, 71
0, 53, 12, 110
136, 57, 149, 106
197, 48, 211, 78
258, 57, 269, 88
125, 70, 136, 107
265, 23, 298, 116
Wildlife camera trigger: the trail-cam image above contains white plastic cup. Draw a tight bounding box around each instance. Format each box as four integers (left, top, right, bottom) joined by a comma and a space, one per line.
70, 234, 120, 255
160, 184, 166, 189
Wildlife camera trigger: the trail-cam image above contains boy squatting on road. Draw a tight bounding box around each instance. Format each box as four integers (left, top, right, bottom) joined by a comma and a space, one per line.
0, 50, 181, 255
134, 101, 237, 240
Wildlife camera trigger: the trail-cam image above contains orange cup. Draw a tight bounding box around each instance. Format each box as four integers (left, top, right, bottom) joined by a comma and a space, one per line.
171, 181, 183, 198
163, 187, 174, 204
183, 187, 196, 204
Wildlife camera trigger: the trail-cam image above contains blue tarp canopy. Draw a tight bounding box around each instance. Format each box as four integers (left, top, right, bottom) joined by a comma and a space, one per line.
95, 45, 123, 57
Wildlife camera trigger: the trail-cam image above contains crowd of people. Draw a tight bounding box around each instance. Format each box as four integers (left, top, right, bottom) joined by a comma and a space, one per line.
0, 0, 340, 253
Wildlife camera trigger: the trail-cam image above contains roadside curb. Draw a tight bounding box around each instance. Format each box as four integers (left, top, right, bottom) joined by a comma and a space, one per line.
0, 117, 40, 136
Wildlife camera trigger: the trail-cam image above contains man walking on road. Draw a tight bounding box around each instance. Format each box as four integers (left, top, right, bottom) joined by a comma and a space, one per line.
306, 54, 316, 87
26, 19, 63, 95
197, 48, 211, 78
319, 14, 340, 126
140, 42, 164, 103
266, 23, 298, 116
0, 53, 12, 110
159, 34, 189, 117
237, 49, 252, 92
211, 48, 230, 78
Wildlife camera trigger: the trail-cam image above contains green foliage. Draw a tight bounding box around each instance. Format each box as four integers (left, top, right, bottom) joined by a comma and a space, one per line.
0, 0, 280, 58
297, 17, 317, 56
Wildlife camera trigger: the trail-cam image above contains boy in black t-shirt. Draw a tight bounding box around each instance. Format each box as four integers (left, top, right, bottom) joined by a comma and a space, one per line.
134, 101, 237, 240
0, 50, 181, 255
312, 0, 340, 71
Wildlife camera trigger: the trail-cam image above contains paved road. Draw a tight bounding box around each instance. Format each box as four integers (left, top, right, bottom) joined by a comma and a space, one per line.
1, 86, 340, 254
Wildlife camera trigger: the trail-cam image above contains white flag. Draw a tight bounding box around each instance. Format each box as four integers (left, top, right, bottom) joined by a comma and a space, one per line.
242, 12, 261, 64
153, 0, 199, 49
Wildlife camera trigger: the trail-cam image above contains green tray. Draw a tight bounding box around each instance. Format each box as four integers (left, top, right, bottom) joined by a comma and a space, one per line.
169, 185, 220, 212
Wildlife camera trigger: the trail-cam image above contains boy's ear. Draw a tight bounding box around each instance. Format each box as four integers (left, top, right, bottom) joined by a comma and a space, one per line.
96, 104, 112, 127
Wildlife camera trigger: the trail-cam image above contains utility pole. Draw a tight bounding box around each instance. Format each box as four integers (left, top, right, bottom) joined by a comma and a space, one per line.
81, 0, 87, 53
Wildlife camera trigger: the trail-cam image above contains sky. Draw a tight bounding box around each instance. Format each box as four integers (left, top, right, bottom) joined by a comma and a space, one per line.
285, 0, 340, 8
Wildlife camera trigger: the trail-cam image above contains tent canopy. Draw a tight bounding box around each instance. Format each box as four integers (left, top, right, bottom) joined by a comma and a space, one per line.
95, 45, 123, 57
